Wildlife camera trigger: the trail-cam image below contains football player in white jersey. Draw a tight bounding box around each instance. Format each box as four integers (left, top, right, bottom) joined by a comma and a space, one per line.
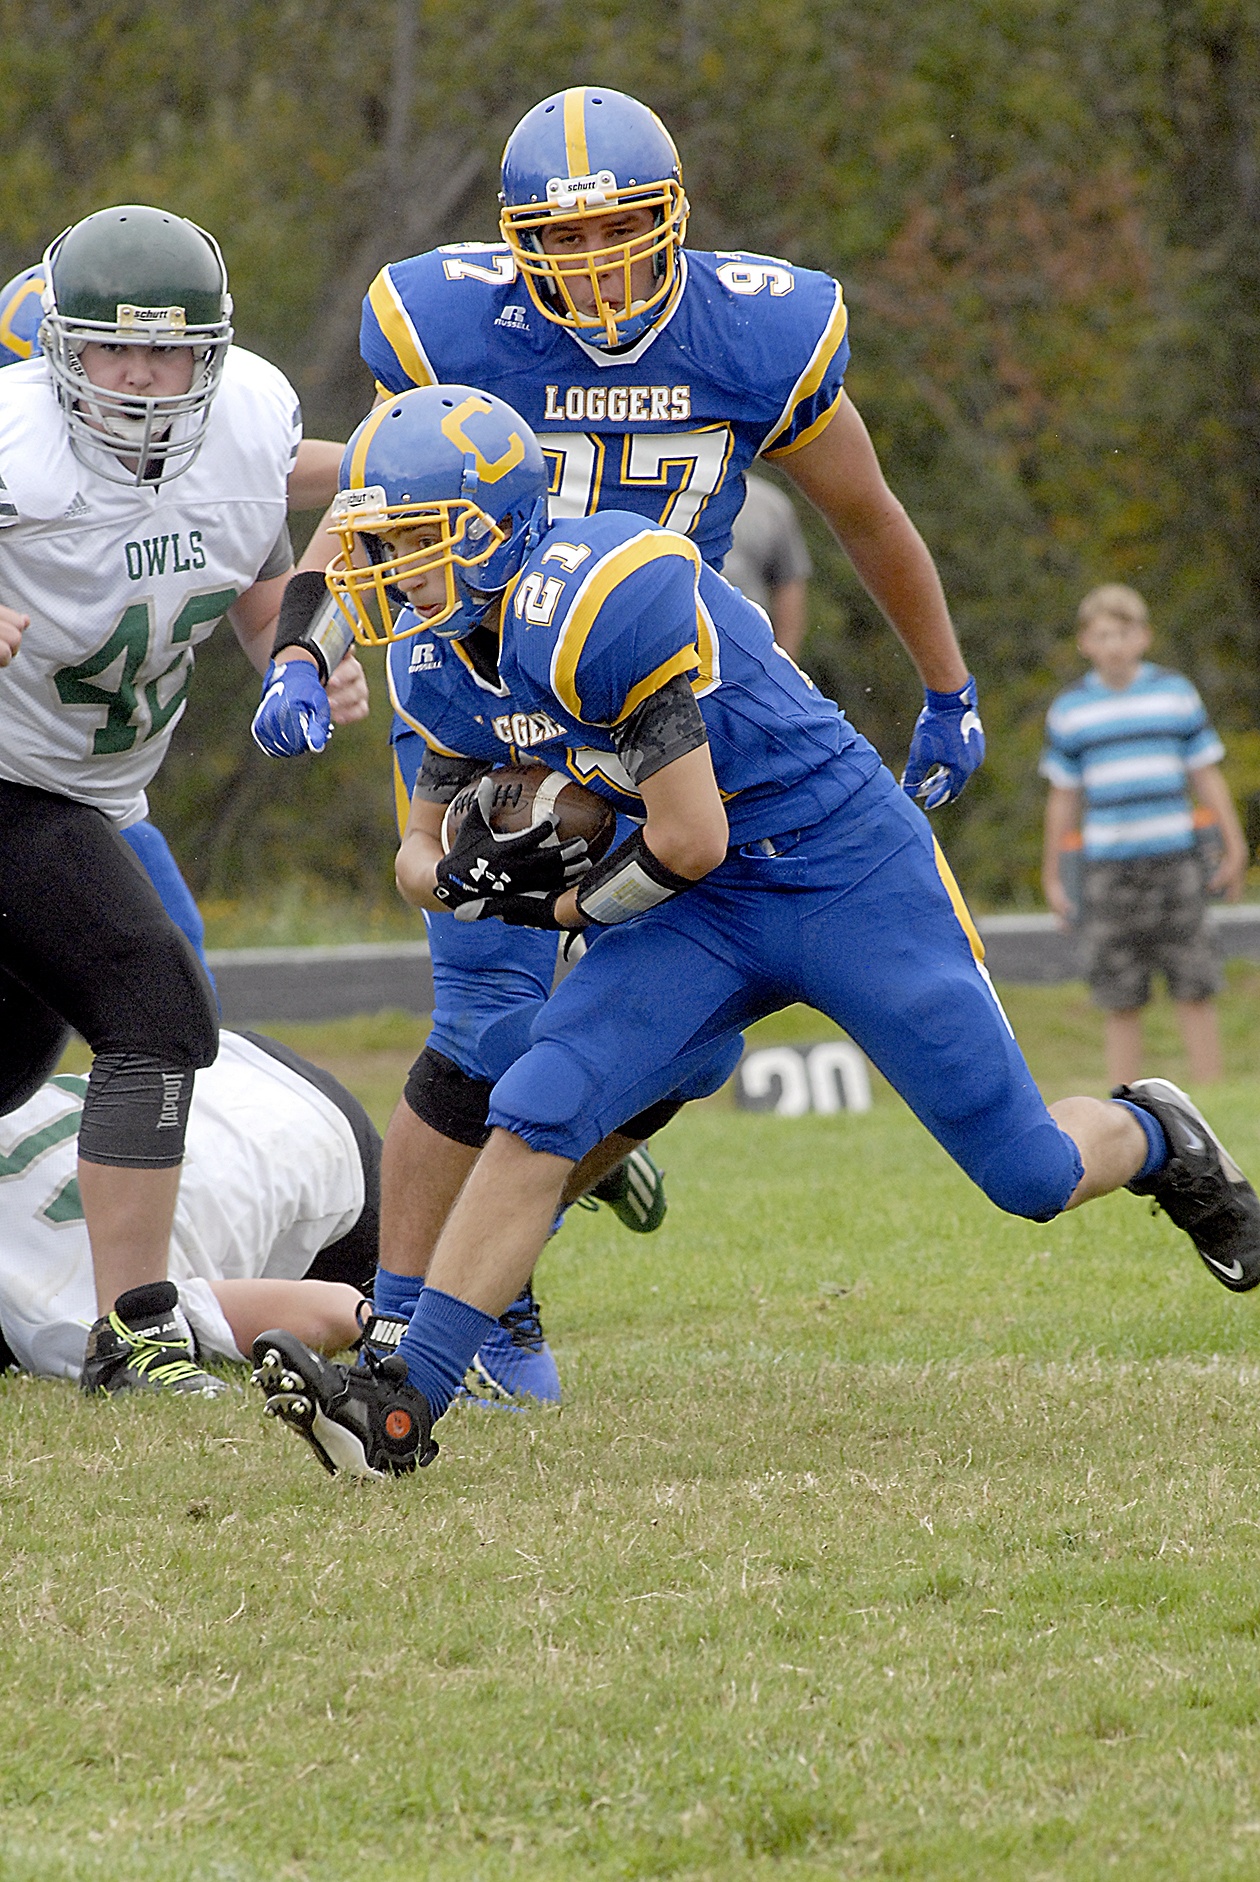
0, 1030, 380, 1385
0, 203, 359, 1399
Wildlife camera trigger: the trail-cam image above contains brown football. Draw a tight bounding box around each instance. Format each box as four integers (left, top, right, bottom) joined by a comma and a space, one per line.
441, 763, 617, 861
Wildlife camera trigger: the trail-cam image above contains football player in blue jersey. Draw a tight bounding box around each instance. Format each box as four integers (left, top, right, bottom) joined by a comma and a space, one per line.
250, 386, 1260, 1480
254, 386, 742, 1410
253, 85, 984, 1404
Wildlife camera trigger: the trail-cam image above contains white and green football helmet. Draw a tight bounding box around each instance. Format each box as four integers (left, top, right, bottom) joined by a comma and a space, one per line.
40, 204, 234, 486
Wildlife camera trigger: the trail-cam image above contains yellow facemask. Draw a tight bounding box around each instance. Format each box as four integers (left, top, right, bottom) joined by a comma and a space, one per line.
500, 179, 688, 348
324, 487, 507, 646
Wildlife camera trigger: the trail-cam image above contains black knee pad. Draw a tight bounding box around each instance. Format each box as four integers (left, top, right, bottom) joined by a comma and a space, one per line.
403, 1046, 494, 1150
77, 1052, 196, 1168
617, 1097, 684, 1140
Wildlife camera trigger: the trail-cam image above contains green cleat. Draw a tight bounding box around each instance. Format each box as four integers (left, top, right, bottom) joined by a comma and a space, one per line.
588, 1145, 668, 1234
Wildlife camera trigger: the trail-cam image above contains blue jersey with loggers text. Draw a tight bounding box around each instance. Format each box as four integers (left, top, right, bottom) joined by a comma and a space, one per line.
361, 246, 848, 572
389, 512, 879, 846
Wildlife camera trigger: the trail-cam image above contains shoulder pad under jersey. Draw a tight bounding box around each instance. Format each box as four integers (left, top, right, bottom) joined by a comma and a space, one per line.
510, 517, 706, 727
680, 250, 849, 456
361, 245, 526, 396
0, 360, 77, 524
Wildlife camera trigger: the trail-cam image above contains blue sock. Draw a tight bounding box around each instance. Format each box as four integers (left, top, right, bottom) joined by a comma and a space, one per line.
1113, 1100, 1169, 1180
398, 1287, 498, 1419
372, 1265, 424, 1319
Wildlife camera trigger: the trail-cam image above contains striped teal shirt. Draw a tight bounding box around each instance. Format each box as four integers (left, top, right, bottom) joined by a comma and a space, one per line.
1040, 663, 1223, 861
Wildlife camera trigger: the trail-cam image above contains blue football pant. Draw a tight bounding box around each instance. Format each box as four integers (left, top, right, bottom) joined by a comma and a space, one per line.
489, 768, 1083, 1223
393, 731, 561, 1084
121, 820, 213, 982
423, 907, 558, 1083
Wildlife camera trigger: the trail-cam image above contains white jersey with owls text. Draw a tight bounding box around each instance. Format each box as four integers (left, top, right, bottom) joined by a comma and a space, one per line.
0, 1032, 365, 1380
0, 347, 299, 824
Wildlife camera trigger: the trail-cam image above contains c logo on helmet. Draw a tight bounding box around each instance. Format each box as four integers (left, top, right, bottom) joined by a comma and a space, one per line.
440, 395, 525, 484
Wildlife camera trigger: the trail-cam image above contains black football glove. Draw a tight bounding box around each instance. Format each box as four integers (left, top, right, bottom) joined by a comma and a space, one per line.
453, 888, 567, 928
434, 776, 590, 917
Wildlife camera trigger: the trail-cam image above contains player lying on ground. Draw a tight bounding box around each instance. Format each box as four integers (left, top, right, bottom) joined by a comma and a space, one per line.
0, 1031, 378, 1387
250, 386, 1260, 1480
253, 86, 983, 1399
0, 205, 367, 1399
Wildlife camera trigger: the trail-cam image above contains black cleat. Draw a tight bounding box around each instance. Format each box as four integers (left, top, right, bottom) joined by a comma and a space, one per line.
353, 1305, 409, 1369
251, 1329, 437, 1479
1117, 1078, 1260, 1291
81, 1281, 228, 1397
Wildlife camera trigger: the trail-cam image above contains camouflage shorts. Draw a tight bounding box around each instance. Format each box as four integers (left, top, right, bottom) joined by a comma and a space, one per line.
1080, 852, 1220, 1010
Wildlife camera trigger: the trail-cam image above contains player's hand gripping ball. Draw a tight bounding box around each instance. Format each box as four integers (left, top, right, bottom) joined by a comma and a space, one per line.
901, 674, 985, 811
437, 766, 615, 925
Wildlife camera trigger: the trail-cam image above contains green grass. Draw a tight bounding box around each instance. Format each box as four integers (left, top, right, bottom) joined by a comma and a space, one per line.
13, 992, 1260, 1878
199, 883, 422, 950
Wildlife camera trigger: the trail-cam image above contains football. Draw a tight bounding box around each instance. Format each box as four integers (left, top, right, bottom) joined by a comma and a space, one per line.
441, 763, 617, 862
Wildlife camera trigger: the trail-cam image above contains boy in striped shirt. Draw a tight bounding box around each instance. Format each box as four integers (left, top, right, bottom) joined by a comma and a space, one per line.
1041, 584, 1247, 1084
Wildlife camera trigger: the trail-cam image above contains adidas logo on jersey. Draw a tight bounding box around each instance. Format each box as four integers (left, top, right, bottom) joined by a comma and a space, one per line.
62, 492, 89, 520
492, 710, 568, 749
408, 640, 443, 672
494, 305, 529, 331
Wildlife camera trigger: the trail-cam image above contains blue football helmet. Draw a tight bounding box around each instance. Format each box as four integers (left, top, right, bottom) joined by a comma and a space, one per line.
0, 264, 46, 367
499, 87, 688, 351
326, 385, 549, 645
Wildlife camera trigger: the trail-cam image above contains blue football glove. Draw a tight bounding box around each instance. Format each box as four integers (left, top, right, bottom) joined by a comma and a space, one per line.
251, 658, 331, 758
901, 675, 985, 810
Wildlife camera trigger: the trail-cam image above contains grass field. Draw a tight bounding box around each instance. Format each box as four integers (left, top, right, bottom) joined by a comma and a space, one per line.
6, 984, 1260, 1879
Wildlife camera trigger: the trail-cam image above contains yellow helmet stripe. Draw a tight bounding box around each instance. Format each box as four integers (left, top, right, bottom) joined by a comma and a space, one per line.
366, 267, 435, 389
347, 395, 404, 489
563, 88, 591, 176
648, 106, 683, 172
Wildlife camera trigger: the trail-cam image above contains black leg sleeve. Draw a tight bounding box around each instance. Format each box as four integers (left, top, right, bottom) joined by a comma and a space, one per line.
0, 782, 218, 1070
0, 963, 71, 1116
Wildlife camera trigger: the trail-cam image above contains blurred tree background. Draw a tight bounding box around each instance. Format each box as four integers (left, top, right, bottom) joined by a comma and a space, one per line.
3, 0, 1259, 915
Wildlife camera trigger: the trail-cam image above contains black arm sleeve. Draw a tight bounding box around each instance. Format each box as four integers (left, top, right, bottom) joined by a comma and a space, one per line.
412, 747, 490, 805
270, 569, 356, 683
611, 671, 708, 785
